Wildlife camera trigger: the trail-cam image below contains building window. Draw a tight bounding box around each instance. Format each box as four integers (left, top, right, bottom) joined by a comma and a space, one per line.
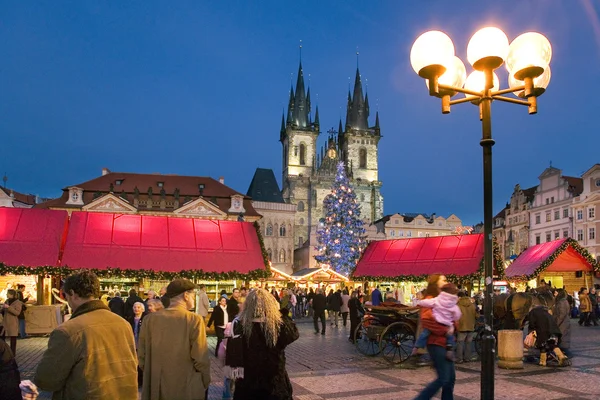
545, 212, 551, 222
398, 231, 404, 237
563, 230, 569, 238
279, 225, 286, 237
577, 229, 584, 241
293, 146, 298, 156
267, 249, 272, 260
554, 210, 560, 220
299, 218, 304, 225
535, 234, 541, 245
438, 222, 442, 226
299, 144, 306, 165
266, 224, 273, 236
563, 208, 569, 218
115, 180, 123, 186
425, 233, 430, 237
545, 198, 549, 205
157, 182, 164, 188
589, 208, 595, 219
297, 201, 304, 212
359, 148, 367, 169
418, 232, 423, 237
577, 210, 583, 220
390, 230, 395, 237
596, 179, 600, 187
394, 219, 399, 225
545, 232, 551, 242
360, 193, 365, 202
551, 196, 555, 203
535, 214, 541, 224
418, 220, 423, 225
590, 228, 596, 240
554, 230, 560, 239
279, 249, 286, 263
407, 231, 412, 237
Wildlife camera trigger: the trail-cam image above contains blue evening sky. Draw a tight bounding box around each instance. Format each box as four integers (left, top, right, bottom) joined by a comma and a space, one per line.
1, 1, 599, 225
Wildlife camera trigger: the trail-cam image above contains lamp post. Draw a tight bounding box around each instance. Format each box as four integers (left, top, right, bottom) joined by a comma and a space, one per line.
410, 28, 552, 400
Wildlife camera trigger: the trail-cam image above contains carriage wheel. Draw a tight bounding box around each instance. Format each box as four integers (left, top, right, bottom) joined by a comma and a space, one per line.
354, 322, 381, 356
379, 322, 415, 364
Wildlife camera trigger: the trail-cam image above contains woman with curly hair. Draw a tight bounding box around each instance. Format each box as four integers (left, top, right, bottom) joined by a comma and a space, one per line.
232, 288, 299, 400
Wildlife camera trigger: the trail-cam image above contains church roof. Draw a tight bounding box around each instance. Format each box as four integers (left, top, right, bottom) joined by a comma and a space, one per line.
246, 168, 284, 203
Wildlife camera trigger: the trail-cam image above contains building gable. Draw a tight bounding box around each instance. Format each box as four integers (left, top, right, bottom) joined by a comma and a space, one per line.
83, 193, 137, 213
173, 197, 227, 218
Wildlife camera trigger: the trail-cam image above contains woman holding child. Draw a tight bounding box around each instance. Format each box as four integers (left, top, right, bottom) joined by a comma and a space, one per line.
414, 274, 458, 400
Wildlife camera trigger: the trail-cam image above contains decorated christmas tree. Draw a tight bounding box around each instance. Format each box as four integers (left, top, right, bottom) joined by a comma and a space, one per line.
315, 162, 366, 275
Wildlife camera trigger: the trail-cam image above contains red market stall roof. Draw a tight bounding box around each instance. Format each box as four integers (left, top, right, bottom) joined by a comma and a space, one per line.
61, 212, 267, 278
0, 208, 68, 267
505, 238, 598, 280
353, 234, 502, 282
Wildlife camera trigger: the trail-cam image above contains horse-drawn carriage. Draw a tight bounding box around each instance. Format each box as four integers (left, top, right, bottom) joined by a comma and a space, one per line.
353, 303, 419, 364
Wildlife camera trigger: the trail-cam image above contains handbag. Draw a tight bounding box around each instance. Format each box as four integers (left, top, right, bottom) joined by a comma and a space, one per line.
524, 330, 536, 348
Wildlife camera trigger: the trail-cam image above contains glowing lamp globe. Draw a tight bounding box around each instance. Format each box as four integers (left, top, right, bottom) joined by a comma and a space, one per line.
506, 32, 552, 80
426, 56, 467, 96
410, 31, 455, 79
508, 64, 551, 98
464, 71, 499, 99
467, 27, 509, 70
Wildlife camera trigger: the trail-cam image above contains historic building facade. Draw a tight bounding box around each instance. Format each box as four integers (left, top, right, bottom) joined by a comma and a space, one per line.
492, 208, 507, 258
503, 184, 537, 258
572, 164, 600, 259
247, 168, 296, 274
374, 213, 463, 238
280, 61, 384, 251
36, 168, 261, 222
0, 187, 38, 208
528, 166, 583, 246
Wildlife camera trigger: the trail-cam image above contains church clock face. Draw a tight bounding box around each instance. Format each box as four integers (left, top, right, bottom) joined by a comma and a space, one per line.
327, 148, 337, 159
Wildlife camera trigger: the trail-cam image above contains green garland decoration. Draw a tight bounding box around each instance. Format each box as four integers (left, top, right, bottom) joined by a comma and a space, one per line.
0, 262, 270, 281
350, 238, 505, 284
507, 238, 600, 282
253, 221, 271, 273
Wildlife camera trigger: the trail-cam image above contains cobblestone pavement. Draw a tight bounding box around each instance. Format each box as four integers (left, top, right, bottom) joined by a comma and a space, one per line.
13, 318, 600, 400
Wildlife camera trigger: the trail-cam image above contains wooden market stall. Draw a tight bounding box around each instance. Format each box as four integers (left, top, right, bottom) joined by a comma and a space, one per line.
255, 265, 295, 291
352, 234, 504, 303
0, 207, 69, 334
504, 238, 599, 293
290, 265, 350, 291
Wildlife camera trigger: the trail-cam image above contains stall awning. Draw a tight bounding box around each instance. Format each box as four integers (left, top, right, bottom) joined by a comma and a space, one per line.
291, 266, 349, 283
61, 212, 266, 273
505, 238, 597, 279
0, 208, 68, 267
353, 234, 493, 280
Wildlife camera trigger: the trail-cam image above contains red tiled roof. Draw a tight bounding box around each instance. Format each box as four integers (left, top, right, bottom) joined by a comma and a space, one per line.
0, 208, 68, 267
353, 234, 487, 279
563, 176, 583, 196
0, 187, 37, 206
35, 171, 260, 217
61, 212, 266, 273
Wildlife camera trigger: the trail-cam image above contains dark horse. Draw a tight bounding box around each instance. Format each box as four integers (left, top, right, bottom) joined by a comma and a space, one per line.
494, 289, 555, 330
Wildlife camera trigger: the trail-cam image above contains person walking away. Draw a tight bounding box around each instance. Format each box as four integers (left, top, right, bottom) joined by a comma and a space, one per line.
552, 289, 572, 358
232, 289, 299, 400
124, 289, 143, 320
578, 287, 592, 326
348, 291, 364, 342
1, 289, 22, 356
455, 291, 477, 363
0, 339, 21, 400
34, 271, 138, 399
413, 283, 462, 361
340, 289, 350, 327
414, 275, 456, 400
307, 288, 315, 318
146, 298, 164, 313
371, 285, 383, 306
527, 304, 570, 366
312, 289, 327, 335
195, 284, 210, 322
108, 291, 125, 317
328, 289, 342, 327
16, 284, 29, 339
138, 279, 211, 400
208, 296, 229, 357
127, 301, 145, 387
588, 288, 599, 326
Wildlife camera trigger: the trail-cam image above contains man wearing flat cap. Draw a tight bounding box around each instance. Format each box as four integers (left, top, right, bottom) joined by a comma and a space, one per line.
138, 279, 211, 400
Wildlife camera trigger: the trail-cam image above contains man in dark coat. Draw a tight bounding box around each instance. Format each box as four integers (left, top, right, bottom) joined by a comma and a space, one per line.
528, 305, 569, 366
124, 289, 143, 320
311, 289, 327, 335
371, 286, 383, 306
227, 288, 241, 318
108, 291, 125, 318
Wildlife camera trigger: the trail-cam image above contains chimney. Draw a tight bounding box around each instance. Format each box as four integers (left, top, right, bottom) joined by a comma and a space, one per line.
102, 168, 111, 176
219, 176, 224, 184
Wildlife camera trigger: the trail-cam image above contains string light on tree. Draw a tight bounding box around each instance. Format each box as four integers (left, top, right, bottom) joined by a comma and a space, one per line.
315, 162, 366, 275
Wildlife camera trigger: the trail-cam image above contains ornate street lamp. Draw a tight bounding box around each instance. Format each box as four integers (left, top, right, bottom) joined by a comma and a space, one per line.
410, 27, 552, 400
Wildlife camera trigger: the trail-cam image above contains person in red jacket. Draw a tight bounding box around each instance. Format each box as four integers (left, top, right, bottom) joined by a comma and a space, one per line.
414, 274, 456, 400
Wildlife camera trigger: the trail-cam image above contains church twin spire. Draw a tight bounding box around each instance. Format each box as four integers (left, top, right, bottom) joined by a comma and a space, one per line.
286, 62, 313, 130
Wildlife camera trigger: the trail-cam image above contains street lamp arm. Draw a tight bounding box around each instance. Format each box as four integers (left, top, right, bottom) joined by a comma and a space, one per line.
491, 86, 525, 96
449, 97, 476, 106
492, 95, 530, 106
438, 83, 482, 97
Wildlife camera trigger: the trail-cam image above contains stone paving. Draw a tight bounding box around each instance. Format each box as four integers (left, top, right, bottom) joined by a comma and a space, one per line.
11, 318, 600, 400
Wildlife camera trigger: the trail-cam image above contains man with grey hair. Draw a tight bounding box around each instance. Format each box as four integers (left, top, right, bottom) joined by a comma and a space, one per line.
138, 279, 210, 400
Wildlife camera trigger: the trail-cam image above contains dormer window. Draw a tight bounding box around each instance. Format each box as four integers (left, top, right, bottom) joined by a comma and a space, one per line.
157, 182, 164, 188
115, 180, 123, 186
198, 184, 205, 190
66, 187, 84, 206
